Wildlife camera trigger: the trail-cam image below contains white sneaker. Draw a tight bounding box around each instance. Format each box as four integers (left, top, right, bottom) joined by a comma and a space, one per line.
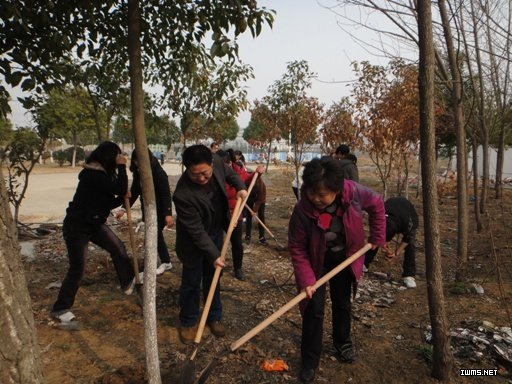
363, 265, 369, 273
52, 310, 76, 323
403, 276, 417, 288
156, 262, 172, 276
124, 272, 144, 295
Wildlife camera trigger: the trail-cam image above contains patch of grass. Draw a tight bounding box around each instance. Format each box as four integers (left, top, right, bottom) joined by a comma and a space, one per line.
90, 318, 113, 331
449, 282, 468, 295
99, 292, 116, 303
54, 342, 70, 351
417, 345, 433, 363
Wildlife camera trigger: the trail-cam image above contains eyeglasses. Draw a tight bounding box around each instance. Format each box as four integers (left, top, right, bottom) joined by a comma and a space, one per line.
187, 167, 213, 180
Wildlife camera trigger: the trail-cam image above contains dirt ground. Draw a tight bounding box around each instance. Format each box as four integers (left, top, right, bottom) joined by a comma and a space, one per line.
20, 159, 512, 384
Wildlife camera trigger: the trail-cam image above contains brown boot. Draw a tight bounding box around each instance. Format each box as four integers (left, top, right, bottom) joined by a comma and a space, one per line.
207, 321, 226, 337
179, 325, 197, 345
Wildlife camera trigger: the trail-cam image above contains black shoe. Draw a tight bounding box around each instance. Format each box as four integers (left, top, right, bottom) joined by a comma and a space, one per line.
245, 236, 251, 244
300, 367, 316, 383
258, 237, 268, 245
336, 342, 356, 362
234, 268, 244, 281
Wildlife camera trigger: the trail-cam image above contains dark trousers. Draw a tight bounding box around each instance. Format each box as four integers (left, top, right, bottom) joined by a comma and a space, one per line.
365, 243, 416, 277
179, 231, 223, 327
53, 221, 134, 312
157, 218, 170, 264
301, 266, 353, 370
231, 221, 244, 270
244, 203, 266, 240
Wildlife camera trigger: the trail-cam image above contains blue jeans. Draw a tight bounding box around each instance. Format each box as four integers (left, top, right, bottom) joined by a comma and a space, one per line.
179, 231, 223, 327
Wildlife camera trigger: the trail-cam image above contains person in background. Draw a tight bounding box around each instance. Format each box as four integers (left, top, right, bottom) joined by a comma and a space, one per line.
364, 196, 419, 288
292, 163, 305, 201
234, 150, 246, 169
244, 168, 267, 246
173, 145, 247, 344
288, 157, 385, 383
210, 142, 219, 154
218, 149, 248, 281
123, 148, 174, 275
52, 141, 137, 322
347, 153, 357, 166
335, 144, 359, 182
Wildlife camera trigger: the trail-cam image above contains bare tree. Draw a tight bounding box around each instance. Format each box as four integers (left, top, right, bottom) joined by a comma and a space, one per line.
417, 0, 454, 379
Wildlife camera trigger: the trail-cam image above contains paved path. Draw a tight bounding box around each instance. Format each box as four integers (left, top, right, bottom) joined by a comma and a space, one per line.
16, 162, 185, 224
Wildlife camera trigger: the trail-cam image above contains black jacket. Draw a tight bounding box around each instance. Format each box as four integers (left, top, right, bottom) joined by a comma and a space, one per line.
338, 158, 359, 182
65, 163, 127, 225
385, 197, 418, 243
129, 162, 172, 221
173, 154, 246, 267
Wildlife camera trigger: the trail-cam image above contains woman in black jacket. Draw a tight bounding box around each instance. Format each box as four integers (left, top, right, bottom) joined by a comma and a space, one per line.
52, 141, 136, 322
127, 149, 174, 275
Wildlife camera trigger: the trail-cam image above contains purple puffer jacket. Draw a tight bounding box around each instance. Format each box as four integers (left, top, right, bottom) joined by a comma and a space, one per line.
288, 180, 386, 311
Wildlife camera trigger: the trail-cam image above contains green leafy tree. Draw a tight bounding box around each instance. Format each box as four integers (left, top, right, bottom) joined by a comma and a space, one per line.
32, 87, 96, 167
5, 128, 41, 224
267, 60, 318, 184
243, 118, 265, 146
206, 114, 240, 144
78, 57, 131, 142
1, 1, 274, 381
0, 116, 13, 158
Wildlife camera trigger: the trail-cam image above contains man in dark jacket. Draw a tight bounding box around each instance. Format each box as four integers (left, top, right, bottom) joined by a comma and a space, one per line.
173, 145, 247, 344
335, 144, 359, 182
364, 196, 419, 288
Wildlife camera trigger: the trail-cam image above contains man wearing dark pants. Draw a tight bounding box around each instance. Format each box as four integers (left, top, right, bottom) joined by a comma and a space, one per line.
365, 196, 419, 288
173, 145, 247, 344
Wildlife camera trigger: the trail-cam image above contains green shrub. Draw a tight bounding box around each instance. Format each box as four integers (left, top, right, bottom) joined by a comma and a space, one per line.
53, 147, 85, 166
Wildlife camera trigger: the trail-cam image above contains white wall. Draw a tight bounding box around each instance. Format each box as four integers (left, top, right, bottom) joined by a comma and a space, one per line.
468, 146, 512, 180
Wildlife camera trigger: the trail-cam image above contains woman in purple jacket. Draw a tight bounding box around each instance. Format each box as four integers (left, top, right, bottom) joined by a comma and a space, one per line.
288, 157, 385, 383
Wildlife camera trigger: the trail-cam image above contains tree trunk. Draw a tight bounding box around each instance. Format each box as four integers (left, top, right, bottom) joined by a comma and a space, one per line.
417, 1, 454, 380
0, 167, 45, 384
127, 1, 161, 383
469, 0, 489, 216
439, 0, 469, 280
471, 137, 482, 232
495, 122, 506, 199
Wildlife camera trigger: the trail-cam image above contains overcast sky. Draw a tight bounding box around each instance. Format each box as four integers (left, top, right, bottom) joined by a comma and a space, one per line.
8, 1, 400, 130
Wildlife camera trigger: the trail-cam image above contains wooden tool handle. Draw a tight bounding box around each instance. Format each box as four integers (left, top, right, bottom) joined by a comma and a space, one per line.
194, 196, 244, 344
244, 203, 274, 239
230, 243, 372, 351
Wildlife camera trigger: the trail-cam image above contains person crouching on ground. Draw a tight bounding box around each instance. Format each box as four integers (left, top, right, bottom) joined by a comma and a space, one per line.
52, 141, 137, 323
288, 157, 385, 383
364, 196, 419, 288
173, 145, 247, 344
123, 148, 174, 275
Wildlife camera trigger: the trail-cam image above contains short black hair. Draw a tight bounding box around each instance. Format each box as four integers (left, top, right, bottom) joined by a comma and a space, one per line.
335, 144, 350, 155
302, 157, 344, 193
182, 145, 213, 168
347, 153, 357, 164
130, 148, 159, 172
216, 149, 230, 164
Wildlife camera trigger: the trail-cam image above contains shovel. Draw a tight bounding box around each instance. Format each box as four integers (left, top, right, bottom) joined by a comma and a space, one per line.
244, 203, 285, 249
124, 197, 143, 301
180, 197, 243, 384
194, 243, 373, 384
181, 173, 261, 384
